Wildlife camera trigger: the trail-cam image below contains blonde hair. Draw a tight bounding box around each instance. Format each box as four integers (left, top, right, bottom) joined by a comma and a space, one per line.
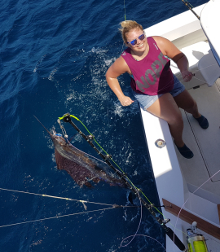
119, 20, 143, 44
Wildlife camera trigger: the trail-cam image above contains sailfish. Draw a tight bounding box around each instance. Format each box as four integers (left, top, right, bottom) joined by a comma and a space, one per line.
35, 117, 126, 188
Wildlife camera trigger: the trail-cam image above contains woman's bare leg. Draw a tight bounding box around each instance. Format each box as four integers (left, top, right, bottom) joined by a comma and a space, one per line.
146, 93, 185, 147
173, 89, 201, 118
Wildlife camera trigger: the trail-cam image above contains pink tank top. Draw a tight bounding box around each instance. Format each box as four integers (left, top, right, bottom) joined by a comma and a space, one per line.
121, 37, 174, 95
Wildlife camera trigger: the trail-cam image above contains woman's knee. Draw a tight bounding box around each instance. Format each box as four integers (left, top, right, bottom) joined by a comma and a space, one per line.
147, 93, 183, 125
166, 111, 183, 126
185, 99, 198, 113
175, 90, 198, 112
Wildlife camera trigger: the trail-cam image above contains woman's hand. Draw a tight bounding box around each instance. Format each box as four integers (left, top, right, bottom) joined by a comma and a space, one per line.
119, 95, 134, 106
181, 70, 193, 82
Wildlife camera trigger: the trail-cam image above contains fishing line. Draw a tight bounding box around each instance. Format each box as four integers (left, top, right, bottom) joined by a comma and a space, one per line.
120, 196, 143, 248
0, 187, 130, 207
190, 63, 219, 84
122, 234, 166, 251
121, 196, 165, 250
0, 206, 119, 229
124, 0, 126, 21
0, 187, 139, 229
119, 0, 127, 53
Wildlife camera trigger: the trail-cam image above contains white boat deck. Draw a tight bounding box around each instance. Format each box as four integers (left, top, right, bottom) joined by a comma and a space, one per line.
177, 80, 220, 201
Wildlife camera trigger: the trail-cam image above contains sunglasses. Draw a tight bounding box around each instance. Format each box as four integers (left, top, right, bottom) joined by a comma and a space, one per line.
127, 33, 145, 46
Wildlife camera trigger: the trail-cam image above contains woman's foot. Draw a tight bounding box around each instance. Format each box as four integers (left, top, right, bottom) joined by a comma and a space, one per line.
176, 144, 194, 159
193, 115, 209, 129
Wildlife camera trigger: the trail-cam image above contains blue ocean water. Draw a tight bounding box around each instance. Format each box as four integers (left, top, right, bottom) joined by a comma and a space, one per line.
0, 0, 207, 251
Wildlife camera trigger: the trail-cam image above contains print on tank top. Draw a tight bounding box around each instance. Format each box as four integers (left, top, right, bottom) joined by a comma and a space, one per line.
135, 52, 168, 93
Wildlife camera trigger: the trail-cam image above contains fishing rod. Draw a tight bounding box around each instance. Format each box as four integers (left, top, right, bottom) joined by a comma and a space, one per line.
181, 0, 200, 20
58, 113, 186, 251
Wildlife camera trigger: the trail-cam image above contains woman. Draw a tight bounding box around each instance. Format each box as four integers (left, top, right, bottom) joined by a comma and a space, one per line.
106, 20, 209, 159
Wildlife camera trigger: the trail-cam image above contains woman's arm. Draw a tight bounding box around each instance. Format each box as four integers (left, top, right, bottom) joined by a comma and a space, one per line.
106, 56, 134, 106
153, 36, 193, 82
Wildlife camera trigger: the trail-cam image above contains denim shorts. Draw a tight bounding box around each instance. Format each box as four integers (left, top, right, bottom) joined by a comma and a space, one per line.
132, 75, 185, 110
